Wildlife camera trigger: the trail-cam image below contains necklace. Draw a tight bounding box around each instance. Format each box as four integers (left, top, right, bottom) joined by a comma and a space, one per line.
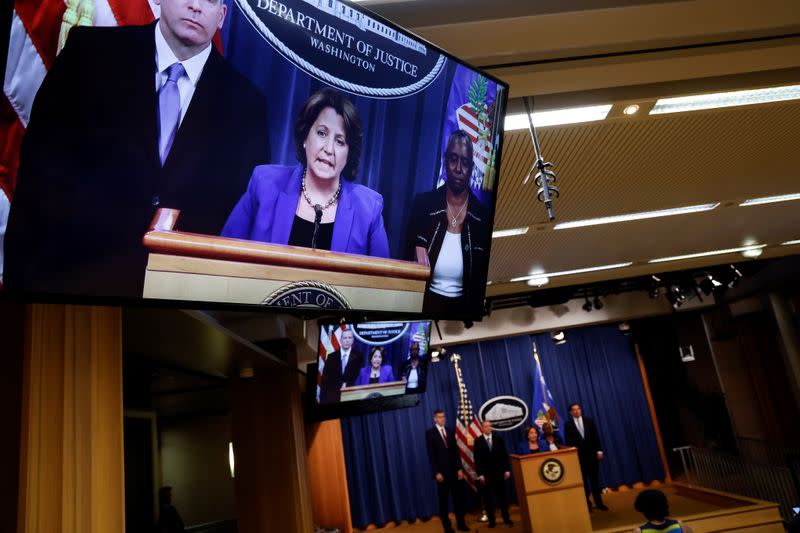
446, 201, 467, 228
302, 168, 342, 212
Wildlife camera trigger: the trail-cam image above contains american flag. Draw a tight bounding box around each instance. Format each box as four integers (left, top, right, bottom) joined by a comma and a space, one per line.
317, 323, 347, 402
450, 353, 483, 491
455, 103, 492, 172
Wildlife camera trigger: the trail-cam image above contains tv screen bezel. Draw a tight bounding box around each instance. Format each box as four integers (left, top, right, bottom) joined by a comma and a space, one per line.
0, 0, 509, 321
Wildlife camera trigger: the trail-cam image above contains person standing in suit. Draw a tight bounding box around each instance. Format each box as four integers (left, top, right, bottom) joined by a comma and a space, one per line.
400, 343, 426, 391
474, 419, 514, 528
319, 328, 363, 403
4, 0, 269, 297
425, 409, 468, 533
564, 402, 609, 511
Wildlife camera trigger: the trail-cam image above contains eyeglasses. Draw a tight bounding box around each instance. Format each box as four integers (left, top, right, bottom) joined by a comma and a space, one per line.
446, 153, 472, 169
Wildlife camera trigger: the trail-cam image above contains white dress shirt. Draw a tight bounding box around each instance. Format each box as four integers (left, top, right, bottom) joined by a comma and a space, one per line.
407, 367, 419, 388
154, 21, 213, 124
340, 348, 351, 370
429, 231, 464, 297
574, 416, 585, 438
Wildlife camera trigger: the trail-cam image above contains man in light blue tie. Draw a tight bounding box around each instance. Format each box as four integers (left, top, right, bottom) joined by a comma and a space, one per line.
5, 0, 269, 297
564, 402, 608, 511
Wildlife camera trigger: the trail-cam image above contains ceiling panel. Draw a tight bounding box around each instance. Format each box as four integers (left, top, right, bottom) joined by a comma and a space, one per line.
486, 98, 800, 293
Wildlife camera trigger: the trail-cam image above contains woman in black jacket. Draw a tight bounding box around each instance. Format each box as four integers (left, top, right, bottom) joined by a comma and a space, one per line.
407, 130, 491, 315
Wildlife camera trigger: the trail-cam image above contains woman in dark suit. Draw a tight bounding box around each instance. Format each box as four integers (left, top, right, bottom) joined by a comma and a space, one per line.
541, 421, 564, 451
222, 88, 390, 257
355, 346, 396, 385
517, 425, 545, 455
406, 130, 491, 314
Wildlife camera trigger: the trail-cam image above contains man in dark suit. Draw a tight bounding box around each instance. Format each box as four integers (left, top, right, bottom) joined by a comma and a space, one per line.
319, 328, 363, 404
564, 402, 609, 511
4, 0, 268, 298
474, 419, 513, 528
425, 409, 468, 533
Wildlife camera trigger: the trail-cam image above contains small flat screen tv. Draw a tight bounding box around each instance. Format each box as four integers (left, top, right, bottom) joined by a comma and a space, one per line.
307, 319, 430, 419
1, 0, 508, 319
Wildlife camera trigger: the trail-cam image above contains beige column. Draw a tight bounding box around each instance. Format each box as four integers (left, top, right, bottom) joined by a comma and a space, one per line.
17, 304, 125, 533
230, 369, 314, 532
306, 420, 353, 533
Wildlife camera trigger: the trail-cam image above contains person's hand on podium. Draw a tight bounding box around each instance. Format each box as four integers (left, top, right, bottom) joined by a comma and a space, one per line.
457, 469, 465, 481
435, 473, 444, 483
415, 246, 430, 266
503, 471, 511, 480
597, 451, 604, 460
478, 475, 486, 485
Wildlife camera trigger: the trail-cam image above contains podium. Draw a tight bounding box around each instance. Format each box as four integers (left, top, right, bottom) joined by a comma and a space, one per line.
510, 448, 592, 532
340, 381, 407, 402
141, 209, 430, 312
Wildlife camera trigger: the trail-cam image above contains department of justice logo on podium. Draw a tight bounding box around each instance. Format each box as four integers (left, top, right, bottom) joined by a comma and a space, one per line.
262, 281, 351, 309
540, 458, 565, 485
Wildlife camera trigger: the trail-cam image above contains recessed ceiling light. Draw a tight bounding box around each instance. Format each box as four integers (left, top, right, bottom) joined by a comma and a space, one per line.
492, 226, 529, 239
648, 244, 766, 264
623, 104, 640, 115
527, 276, 550, 287
649, 84, 800, 115
553, 203, 719, 230
739, 193, 800, 206
505, 104, 613, 131
510, 262, 633, 282
782, 239, 800, 246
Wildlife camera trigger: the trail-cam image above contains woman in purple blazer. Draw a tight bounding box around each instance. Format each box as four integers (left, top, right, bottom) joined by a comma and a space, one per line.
222, 88, 390, 257
355, 346, 396, 386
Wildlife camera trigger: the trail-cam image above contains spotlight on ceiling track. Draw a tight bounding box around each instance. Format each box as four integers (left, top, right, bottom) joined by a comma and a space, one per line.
551, 330, 567, 345
593, 296, 604, 310
649, 286, 661, 300
727, 265, 743, 288
582, 297, 593, 312
618, 322, 632, 335
463, 320, 474, 330
699, 275, 723, 296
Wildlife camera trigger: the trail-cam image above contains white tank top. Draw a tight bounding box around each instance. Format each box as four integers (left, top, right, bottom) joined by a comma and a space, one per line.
429, 231, 464, 297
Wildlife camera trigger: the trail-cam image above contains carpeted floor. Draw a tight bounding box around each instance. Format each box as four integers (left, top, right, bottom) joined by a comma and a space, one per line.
356, 484, 745, 532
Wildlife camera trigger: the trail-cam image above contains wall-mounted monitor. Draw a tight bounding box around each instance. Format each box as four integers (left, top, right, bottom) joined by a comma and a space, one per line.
1, 0, 508, 319
307, 319, 430, 419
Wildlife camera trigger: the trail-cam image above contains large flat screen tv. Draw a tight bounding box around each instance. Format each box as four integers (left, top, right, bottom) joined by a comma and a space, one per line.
308, 319, 430, 419
1, 0, 508, 319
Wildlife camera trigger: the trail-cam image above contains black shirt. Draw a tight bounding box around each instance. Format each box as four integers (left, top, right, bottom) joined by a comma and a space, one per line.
288, 215, 333, 250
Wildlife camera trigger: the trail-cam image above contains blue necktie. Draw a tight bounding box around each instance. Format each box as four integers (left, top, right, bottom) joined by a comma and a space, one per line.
158, 62, 185, 165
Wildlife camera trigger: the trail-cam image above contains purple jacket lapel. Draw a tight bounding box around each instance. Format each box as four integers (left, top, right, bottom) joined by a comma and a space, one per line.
273, 166, 303, 245
331, 179, 354, 252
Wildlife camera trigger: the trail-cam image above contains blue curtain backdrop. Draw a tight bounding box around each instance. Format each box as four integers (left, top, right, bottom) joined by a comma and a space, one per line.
219, 5, 479, 260
340, 326, 666, 528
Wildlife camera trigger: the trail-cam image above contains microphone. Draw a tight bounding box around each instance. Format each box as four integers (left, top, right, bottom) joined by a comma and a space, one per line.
311, 204, 323, 249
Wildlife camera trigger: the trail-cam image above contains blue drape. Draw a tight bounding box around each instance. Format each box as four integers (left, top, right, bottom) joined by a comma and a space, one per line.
340, 326, 666, 528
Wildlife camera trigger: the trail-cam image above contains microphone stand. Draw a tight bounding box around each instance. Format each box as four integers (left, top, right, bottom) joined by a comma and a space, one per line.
311, 204, 323, 249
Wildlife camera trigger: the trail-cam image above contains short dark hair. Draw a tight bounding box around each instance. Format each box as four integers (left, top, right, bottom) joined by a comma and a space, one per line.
568, 403, 582, 412
634, 489, 670, 521
444, 130, 474, 164
524, 425, 539, 440
433, 409, 445, 416
294, 87, 363, 181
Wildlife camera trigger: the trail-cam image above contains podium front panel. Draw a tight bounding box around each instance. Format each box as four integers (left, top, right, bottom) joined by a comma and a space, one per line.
510, 449, 592, 533
144, 254, 425, 312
